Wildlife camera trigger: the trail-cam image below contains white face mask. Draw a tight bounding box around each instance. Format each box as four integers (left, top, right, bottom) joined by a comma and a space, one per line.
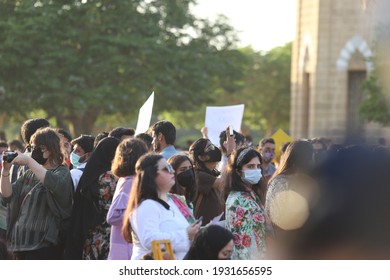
242, 169, 262, 185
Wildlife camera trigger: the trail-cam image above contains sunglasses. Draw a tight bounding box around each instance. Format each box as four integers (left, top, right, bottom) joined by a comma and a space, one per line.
204, 144, 216, 153
159, 164, 174, 174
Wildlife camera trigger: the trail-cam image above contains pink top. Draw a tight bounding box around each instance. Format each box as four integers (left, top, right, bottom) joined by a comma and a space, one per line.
107, 176, 133, 260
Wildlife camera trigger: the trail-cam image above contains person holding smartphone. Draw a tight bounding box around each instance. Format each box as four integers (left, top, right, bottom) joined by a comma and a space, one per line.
217, 126, 245, 173
122, 153, 201, 260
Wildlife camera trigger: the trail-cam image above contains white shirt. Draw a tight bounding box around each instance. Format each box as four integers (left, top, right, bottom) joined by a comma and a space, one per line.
70, 162, 87, 191
130, 197, 190, 260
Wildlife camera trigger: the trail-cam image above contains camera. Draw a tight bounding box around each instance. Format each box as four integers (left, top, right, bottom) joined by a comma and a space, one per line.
3, 151, 18, 163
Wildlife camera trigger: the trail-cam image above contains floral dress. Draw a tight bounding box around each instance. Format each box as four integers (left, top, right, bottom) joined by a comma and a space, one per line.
225, 191, 272, 260
83, 171, 118, 260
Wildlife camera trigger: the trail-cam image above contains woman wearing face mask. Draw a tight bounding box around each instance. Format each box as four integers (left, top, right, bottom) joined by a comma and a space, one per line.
0, 127, 72, 259
168, 154, 196, 210
122, 153, 201, 260
189, 138, 224, 226
224, 147, 273, 260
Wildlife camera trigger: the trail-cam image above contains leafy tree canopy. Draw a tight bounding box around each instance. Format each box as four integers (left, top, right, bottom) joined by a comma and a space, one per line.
0, 0, 243, 135
359, 69, 390, 125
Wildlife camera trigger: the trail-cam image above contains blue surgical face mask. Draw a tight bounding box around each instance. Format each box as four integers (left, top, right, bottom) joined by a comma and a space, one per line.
263, 151, 275, 162
70, 152, 81, 168
242, 169, 262, 185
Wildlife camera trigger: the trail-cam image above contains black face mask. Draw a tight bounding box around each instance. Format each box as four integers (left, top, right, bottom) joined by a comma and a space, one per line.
203, 148, 222, 163
176, 169, 195, 188
31, 148, 47, 165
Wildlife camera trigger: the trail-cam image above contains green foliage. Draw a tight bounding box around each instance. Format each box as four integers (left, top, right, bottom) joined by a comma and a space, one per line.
223, 43, 292, 136
359, 71, 390, 125
0, 0, 242, 135
161, 43, 292, 138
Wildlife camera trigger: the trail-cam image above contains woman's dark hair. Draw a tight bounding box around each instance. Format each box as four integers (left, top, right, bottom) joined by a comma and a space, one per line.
189, 138, 221, 174
93, 131, 109, 148
189, 138, 209, 166
78, 136, 120, 194
271, 140, 313, 181
168, 154, 196, 205
184, 225, 233, 260
73, 137, 120, 240
122, 153, 163, 242
223, 147, 262, 199
112, 138, 148, 177
30, 127, 65, 165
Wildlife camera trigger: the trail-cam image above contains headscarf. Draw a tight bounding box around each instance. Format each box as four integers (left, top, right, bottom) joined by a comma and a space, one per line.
77, 136, 120, 199
65, 137, 119, 259
184, 225, 233, 260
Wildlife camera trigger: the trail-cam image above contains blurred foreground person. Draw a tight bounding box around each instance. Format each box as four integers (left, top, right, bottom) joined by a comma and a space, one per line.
184, 225, 234, 260
270, 145, 390, 259
266, 140, 314, 239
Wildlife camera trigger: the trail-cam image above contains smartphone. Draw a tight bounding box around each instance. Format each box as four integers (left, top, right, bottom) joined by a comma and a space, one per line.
196, 216, 203, 224
228, 125, 234, 136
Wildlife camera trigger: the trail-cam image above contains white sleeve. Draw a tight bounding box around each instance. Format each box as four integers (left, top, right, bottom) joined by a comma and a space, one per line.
131, 200, 190, 252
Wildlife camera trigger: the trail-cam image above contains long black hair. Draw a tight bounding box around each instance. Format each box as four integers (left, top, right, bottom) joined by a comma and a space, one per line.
122, 153, 164, 242
223, 147, 262, 199
184, 225, 233, 260
66, 136, 119, 259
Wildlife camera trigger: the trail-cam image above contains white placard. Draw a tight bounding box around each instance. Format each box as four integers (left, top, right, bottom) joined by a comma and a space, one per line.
135, 92, 154, 135
205, 104, 245, 147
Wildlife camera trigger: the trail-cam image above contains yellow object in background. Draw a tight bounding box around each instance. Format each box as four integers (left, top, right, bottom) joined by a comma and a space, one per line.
151, 240, 175, 260
271, 129, 294, 165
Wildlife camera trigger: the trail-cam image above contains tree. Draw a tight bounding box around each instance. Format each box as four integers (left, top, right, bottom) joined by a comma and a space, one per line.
160, 43, 292, 138
359, 70, 390, 125
0, 0, 242, 135
240, 43, 292, 136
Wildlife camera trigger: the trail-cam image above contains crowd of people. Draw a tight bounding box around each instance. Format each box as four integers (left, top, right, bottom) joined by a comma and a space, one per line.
1, 118, 390, 260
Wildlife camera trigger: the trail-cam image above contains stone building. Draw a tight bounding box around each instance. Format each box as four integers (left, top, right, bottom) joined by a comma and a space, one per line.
290, 0, 388, 144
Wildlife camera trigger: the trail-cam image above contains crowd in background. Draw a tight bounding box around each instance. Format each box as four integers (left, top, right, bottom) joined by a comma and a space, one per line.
1, 118, 390, 260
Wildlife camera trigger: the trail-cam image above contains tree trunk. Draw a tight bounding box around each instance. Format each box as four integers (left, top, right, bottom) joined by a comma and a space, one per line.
67, 109, 101, 137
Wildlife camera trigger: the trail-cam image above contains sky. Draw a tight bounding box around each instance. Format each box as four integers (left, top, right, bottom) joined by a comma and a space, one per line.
191, 0, 297, 51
